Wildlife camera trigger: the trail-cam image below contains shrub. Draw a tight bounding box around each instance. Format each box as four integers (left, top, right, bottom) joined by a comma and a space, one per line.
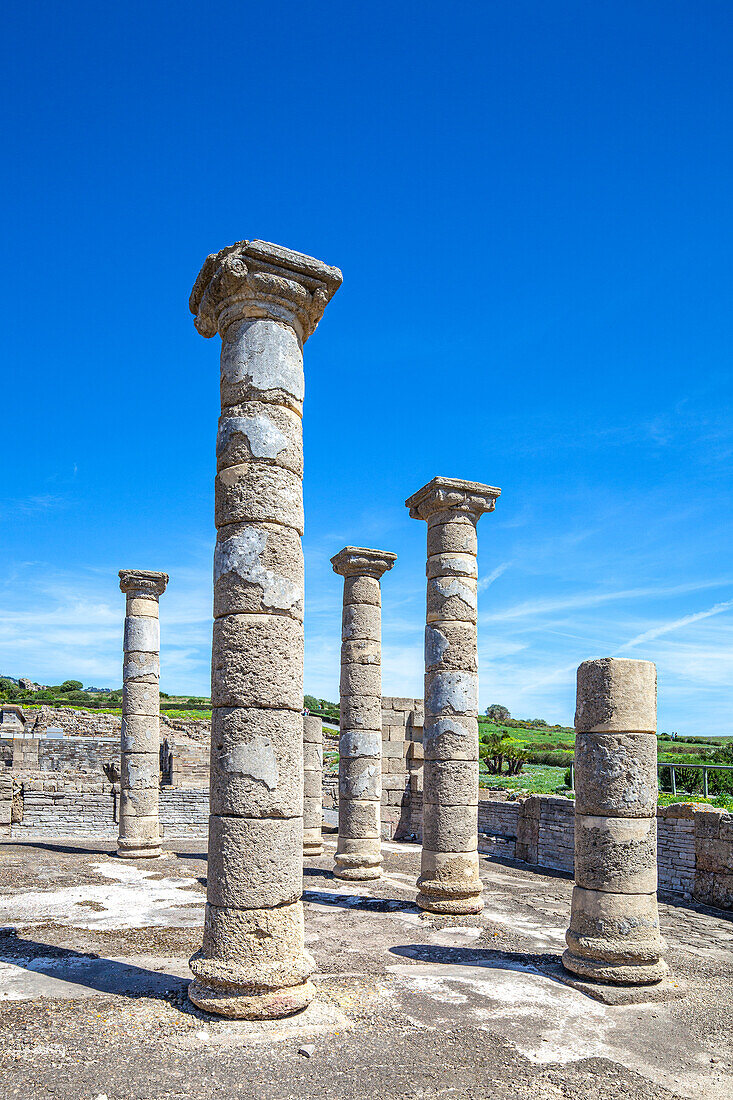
527, 750, 574, 767
60, 680, 83, 692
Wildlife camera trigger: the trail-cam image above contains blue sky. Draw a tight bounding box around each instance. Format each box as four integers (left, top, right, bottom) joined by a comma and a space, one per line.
1, 2, 731, 733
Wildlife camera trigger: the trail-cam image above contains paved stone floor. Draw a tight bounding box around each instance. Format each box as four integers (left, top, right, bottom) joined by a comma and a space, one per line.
0, 832, 731, 1099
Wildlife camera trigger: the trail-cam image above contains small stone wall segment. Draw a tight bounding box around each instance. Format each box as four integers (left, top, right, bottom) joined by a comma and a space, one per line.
693, 805, 733, 909
118, 569, 168, 859
303, 716, 323, 856
563, 658, 668, 985
407, 476, 501, 916
37, 737, 118, 777
187, 238, 342, 1020
0, 773, 12, 836
381, 697, 424, 841
332, 548, 396, 880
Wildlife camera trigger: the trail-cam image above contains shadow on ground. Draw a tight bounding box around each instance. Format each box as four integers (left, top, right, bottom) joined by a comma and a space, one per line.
0, 928, 196, 1010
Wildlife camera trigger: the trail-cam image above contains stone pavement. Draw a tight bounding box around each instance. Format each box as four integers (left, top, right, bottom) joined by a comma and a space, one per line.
0, 834, 731, 1099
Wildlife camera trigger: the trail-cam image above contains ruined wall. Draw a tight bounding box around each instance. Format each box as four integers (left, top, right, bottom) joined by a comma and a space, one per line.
381, 697, 423, 841
693, 806, 733, 909
477, 792, 732, 910
37, 737, 119, 777
0, 774, 11, 837
23, 706, 122, 736
13, 782, 209, 837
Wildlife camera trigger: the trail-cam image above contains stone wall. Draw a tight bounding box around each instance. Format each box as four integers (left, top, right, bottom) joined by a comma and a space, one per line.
0, 773, 12, 837
22, 706, 122, 736
37, 737, 119, 777
476, 792, 732, 910
694, 806, 733, 909
381, 697, 424, 841
12, 782, 209, 837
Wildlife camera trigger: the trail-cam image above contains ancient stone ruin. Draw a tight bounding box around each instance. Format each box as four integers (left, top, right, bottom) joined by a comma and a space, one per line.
332, 546, 396, 881
406, 476, 501, 914
302, 715, 323, 857
186, 239, 342, 1019
117, 569, 168, 859
563, 657, 669, 985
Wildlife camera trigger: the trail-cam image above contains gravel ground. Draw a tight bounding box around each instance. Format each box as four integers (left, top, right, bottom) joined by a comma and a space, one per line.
0, 835, 731, 1100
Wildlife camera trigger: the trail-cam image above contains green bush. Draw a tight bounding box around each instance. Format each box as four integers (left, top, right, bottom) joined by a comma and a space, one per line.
527, 750, 574, 767
60, 680, 83, 692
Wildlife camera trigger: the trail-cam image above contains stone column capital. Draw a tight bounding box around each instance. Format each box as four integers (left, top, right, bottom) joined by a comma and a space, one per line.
405, 476, 501, 521
119, 570, 169, 599
331, 546, 397, 580
189, 239, 343, 341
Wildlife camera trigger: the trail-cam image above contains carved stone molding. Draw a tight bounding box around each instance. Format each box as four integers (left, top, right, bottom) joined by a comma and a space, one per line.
331, 546, 397, 580
190, 239, 343, 341
119, 570, 169, 599
405, 476, 501, 522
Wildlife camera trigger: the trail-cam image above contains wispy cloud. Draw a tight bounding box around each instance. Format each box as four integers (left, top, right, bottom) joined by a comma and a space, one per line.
481, 579, 730, 624
478, 561, 512, 591
617, 599, 733, 651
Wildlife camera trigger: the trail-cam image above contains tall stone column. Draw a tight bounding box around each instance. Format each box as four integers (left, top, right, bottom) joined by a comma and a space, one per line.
406, 477, 501, 914
332, 547, 396, 880
564, 658, 668, 984
118, 570, 168, 859
187, 240, 341, 1019
303, 715, 323, 857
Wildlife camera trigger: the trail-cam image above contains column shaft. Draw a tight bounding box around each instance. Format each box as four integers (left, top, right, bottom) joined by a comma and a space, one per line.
563, 658, 668, 985
187, 240, 341, 1019
118, 570, 168, 859
303, 715, 324, 856
406, 478, 500, 915
332, 548, 396, 880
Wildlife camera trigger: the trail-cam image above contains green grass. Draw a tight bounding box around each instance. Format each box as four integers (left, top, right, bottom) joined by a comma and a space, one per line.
479, 763, 571, 797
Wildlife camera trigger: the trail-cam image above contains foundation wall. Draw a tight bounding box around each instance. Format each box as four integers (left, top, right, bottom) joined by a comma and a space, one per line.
477, 793, 731, 909
10, 784, 210, 837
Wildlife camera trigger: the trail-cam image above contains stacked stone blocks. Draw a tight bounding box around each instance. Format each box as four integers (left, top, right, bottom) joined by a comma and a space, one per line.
303, 715, 323, 856
407, 476, 500, 914
187, 239, 341, 1019
117, 570, 168, 859
381, 697, 424, 841
332, 547, 396, 879
564, 658, 668, 985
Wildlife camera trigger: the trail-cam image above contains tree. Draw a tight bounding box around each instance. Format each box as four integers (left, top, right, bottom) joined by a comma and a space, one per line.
60, 680, 83, 692
504, 742, 530, 776
485, 704, 510, 723
480, 731, 511, 775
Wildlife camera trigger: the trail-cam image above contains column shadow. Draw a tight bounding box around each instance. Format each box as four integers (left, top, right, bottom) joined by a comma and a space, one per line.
0, 928, 198, 1012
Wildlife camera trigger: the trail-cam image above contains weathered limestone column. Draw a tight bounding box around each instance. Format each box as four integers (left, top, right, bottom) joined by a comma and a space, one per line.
303, 715, 323, 857
406, 477, 501, 914
118, 570, 168, 859
563, 658, 668, 984
332, 547, 396, 880
187, 240, 341, 1019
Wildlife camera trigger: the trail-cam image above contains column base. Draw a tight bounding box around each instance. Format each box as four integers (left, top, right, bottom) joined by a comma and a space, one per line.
303, 829, 324, 857
562, 949, 669, 986
188, 978, 315, 1020
117, 839, 164, 859
416, 850, 484, 915
189, 901, 315, 1020
333, 863, 382, 881
334, 836, 381, 880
